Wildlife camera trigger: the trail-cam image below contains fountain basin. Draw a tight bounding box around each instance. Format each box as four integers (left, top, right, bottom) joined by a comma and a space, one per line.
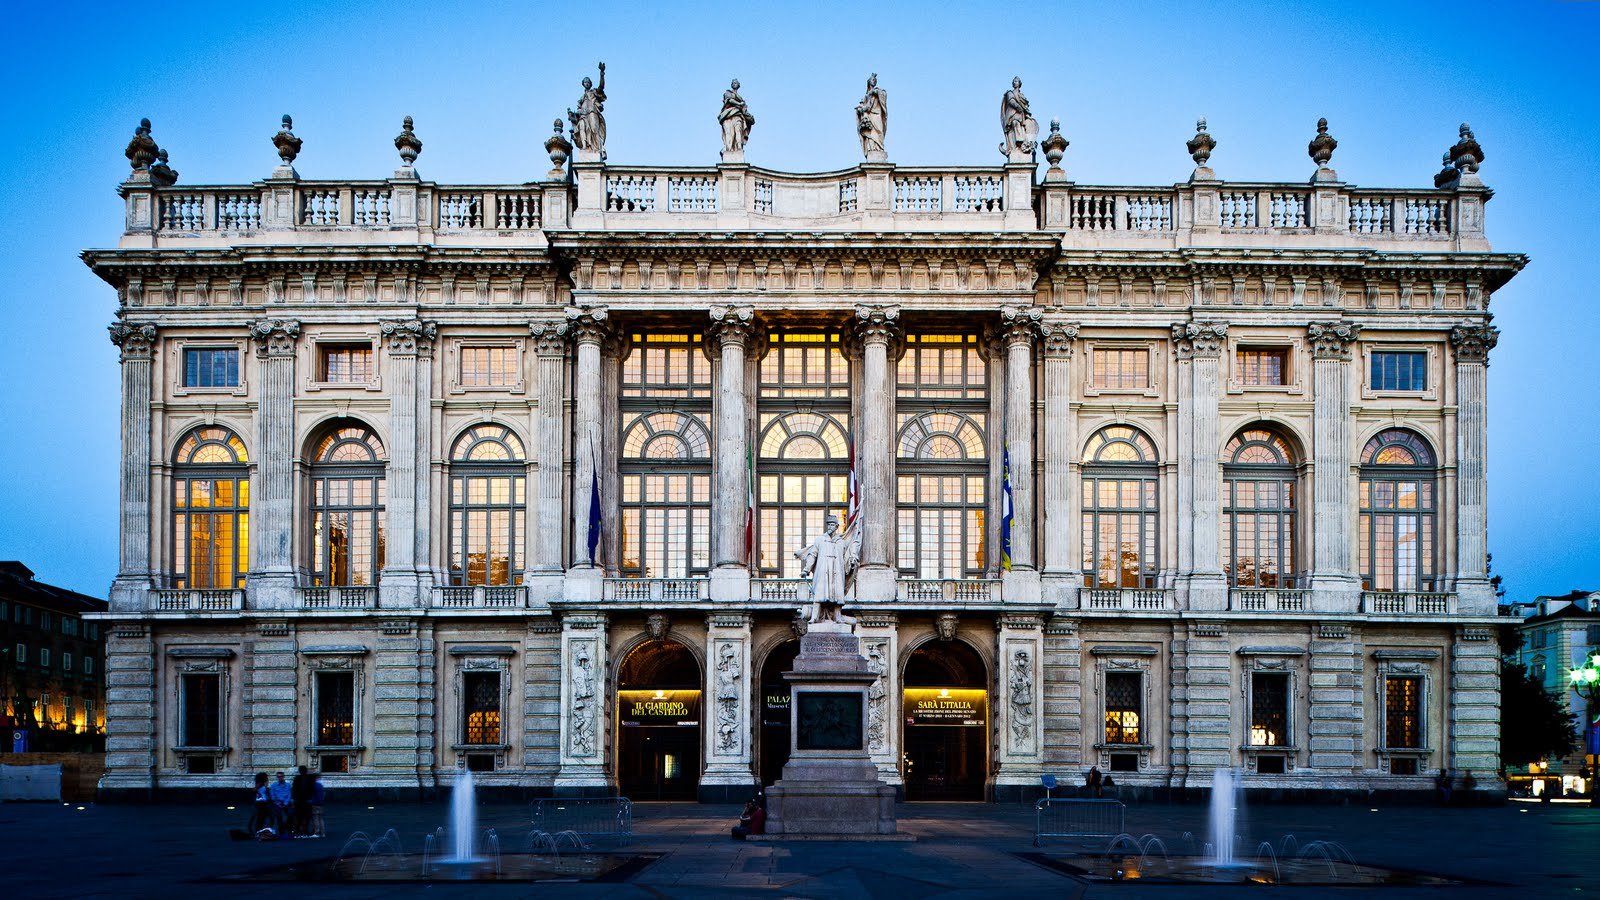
1019, 852, 1478, 887
218, 852, 658, 884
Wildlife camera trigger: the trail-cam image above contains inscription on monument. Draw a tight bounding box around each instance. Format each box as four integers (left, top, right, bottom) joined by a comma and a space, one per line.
795, 691, 864, 750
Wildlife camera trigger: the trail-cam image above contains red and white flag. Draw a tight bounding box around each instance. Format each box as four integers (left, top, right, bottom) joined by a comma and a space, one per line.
845, 430, 860, 532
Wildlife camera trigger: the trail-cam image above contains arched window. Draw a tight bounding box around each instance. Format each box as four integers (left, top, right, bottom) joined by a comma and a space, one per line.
620, 411, 711, 578
896, 410, 987, 578
1081, 425, 1159, 589
1222, 427, 1298, 588
172, 426, 249, 589
757, 410, 850, 577
308, 423, 386, 587
448, 424, 526, 585
1359, 428, 1437, 592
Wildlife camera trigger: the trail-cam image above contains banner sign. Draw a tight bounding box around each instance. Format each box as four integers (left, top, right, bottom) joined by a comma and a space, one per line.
903, 688, 987, 727
762, 686, 791, 728
617, 689, 700, 726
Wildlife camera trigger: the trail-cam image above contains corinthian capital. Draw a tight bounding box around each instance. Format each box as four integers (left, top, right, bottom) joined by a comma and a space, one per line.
249, 318, 302, 358
998, 304, 1044, 346
107, 320, 158, 362
380, 319, 438, 356
707, 304, 758, 350
1450, 321, 1499, 365
1039, 320, 1081, 358
529, 319, 570, 356
1171, 320, 1229, 358
852, 303, 903, 348
563, 305, 612, 345
1306, 320, 1362, 360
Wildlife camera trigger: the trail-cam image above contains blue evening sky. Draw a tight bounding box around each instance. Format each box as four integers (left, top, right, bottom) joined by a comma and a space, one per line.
0, 0, 1594, 601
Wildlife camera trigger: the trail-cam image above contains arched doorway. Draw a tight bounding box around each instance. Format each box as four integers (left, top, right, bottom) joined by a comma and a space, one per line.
616, 640, 702, 801
902, 640, 989, 801
758, 640, 801, 786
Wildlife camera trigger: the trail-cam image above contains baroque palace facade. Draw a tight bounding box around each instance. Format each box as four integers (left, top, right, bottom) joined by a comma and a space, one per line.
86, 82, 1523, 801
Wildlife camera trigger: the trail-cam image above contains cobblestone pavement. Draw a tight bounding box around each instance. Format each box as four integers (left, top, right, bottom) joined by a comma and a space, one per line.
0, 796, 1593, 898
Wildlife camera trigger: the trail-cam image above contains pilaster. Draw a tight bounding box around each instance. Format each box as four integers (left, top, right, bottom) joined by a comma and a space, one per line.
1450, 323, 1498, 614
555, 612, 610, 793
1041, 617, 1083, 778
1449, 625, 1500, 783
1039, 320, 1080, 609
521, 619, 563, 783
1180, 620, 1233, 771
370, 618, 433, 781
101, 623, 157, 791
527, 320, 569, 604
850, 304, 902, 602
1307, 322, 1363, 611
857, 613, 901, 784
247, 318, 302, 610
993, 614, 1046, 798
378, 319, 436, 608
701, 612, 757, 801
1172, 321, 1228, 611
108, 321, 157, 611
244, 621, 299, 771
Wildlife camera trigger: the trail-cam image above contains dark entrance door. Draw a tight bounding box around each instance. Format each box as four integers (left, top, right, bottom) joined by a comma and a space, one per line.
758, 640, 800, 786
616, 640, 702, 801
902, 641, 989, 801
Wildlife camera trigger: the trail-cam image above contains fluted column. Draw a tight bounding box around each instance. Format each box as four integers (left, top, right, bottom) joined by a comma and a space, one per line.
1173, 322, 1228, 610
527, 321, 569, 604
378, 319, 436, 608
852, 304, 902, 602
1451, 322, 1498, 614
1307, 321, 1362, 611
248, 317, 301, 609
1039, 320, 1080, 608
998, 306, 1041, 601
108, 322, 157, 612
565, 307, 611, 601
708, 306, 757, 571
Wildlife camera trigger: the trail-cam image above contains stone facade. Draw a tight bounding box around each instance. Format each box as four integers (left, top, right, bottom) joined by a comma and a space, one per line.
85, 106, 1523, 800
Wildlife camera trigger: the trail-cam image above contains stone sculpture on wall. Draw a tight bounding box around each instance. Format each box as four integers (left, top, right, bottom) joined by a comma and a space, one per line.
856, 73, 888, 161
715, 643, 741, 754
568, 62, 608, 161
569, 643, 597, 756
1008, 647, 1034, 750
796, 515, 860, 625
719, 79, 755, 157
999, 76, 1039, 161
866, 641, 888, 753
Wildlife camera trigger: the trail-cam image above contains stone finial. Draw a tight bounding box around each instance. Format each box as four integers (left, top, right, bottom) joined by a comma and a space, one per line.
272, 114, 303, 166
545, 118, 573, 178
1450, 122, 1484, 175
125, 118, 159, 172
1041, 117, 1069, 171
1186, 117, 1216, 167
394, 116, 422, 167
1308, 117, 1337, 168
1434, 151, 1459, 189
149, 149, 178, 187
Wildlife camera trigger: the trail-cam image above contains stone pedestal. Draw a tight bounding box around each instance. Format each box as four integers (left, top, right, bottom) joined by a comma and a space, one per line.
764, 625, 899, 837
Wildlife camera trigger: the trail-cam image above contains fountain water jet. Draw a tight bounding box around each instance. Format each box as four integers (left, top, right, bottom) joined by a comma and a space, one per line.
442, 769, 482, 864
1206, 767, 1243, 867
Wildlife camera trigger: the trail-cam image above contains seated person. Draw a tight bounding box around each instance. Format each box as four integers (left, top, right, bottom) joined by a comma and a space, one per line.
731, 798, 767, 839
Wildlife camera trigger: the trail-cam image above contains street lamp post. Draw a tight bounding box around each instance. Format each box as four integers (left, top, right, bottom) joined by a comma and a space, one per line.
1568, 652, 1600, 804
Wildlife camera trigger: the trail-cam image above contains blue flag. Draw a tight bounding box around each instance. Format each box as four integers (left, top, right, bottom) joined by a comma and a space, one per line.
587, 436, 602, 566
1000, 445, 1014, 571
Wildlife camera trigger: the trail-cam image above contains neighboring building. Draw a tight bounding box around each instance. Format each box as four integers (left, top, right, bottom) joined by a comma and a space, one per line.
84, 88, 1523, 800
0, 562, 107, 751
1506, 590, 1600, 795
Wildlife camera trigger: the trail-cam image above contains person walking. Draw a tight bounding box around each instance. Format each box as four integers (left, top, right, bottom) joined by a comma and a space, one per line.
1435, 768, 1454, 806
1085, 766, 1103, 799
291, 765, 315, 837
268, 771, 293, 835
308, 773, 327, 838
248, 773, 274, 836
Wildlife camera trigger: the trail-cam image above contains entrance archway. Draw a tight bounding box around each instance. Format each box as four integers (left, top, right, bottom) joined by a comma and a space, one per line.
901, 639, 989, 801
758, 639, 800, 786
616, 639, 702, 801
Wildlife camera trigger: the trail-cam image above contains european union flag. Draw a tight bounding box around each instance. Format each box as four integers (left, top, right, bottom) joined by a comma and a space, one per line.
1000, 445, 1014, 572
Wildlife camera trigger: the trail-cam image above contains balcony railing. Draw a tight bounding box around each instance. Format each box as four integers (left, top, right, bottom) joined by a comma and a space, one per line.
298, 586, 377, 610
1083, 588, 1172, 611
151, 589, 243, 612
1362, 591, 1457, 615
602, 578, 709, 602
754, 579, 810, 602
896, 579, 1001, 603
1230, 588, 1307, 612
430, 585, 527, 609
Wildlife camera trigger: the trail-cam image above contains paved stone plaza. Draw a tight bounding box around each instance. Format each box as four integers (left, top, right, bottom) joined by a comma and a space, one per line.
0, 798, 1591, 897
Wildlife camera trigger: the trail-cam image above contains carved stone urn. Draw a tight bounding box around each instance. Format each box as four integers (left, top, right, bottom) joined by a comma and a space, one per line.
1307, 117, 1337, 168
1450, 123, 1484, 175
545, 119, 573, 178
394, 115, 422, 167
1186, 117, 1216, 167
272, 114, 303, 167
125, 118, 158, 172
1041, 118, 1069, 171
1433, 152, 1459, 190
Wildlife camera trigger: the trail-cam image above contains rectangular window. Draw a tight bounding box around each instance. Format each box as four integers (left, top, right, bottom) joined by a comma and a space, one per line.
1384, 675, 1423, 749
320, 344, 374, 384
39, 612, 50, 631
1237, 348, 1288, 386
39, 648, 49, 668
622, 333, 711, 397
1250, 672, 1289, 746
0, 601, 8, 620
460, 346, 518, 386
1092, 348, 1150, 390
180, 673, 222, 747
315, 671, 356, 745
62, 652, 72, 674
84, 656, 95, 675
62, 617, 77, 636
1370, 351, 1427, 391
759, 332, 850, 398
84, 698, 94, 730
1588, 624, 1600, 646
183, 348, 241, 388
14, 643, 24, 668
1104, 671, 1143, 744
463, 671, 502, 744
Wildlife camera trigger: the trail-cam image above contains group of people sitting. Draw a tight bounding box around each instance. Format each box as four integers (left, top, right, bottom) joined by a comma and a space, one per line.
249, 766, 326, 840
731, 792, 767, 839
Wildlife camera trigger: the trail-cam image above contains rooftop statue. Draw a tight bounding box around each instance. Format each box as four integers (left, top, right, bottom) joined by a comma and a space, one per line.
856, 73, 888, 162
1000, 76, 1039, 161
719, 79, 755, 159
568, 62, 607, 161
796, 514, 860, 627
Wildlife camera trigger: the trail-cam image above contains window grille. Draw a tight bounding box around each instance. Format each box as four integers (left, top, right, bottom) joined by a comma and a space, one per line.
1104, 671, 1142, 744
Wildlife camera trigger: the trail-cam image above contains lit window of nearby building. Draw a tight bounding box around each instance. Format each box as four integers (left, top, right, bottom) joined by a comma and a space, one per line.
460, 346, 518, 386
183, 348, 240, 388
1104, 671, 1142, 744
1370, 350, 1427, 391
1384, 675, 1423, 750
1237, 348, 1288, 386
62, 651, 72, 673
320, 343, 374, 383
1091, 347, 1150, 390
1250, 672, 1289, 746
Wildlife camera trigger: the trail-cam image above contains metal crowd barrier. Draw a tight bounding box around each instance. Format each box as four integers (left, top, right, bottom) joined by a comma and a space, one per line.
1033, 798, 1126, 845
531, 796, 633, 845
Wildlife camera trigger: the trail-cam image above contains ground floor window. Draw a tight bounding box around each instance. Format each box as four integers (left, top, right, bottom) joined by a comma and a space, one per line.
1384, 675, 1423, 749
463, 671, 502, 744
1249, 672, 1289, 747
1103, 671, 1142, 744
180, 673, 221, 747
315, 671, 355, 746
